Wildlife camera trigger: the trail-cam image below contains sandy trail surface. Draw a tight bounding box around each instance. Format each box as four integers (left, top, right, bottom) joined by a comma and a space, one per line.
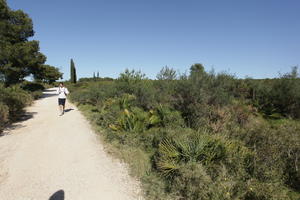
0, 88, 142, 200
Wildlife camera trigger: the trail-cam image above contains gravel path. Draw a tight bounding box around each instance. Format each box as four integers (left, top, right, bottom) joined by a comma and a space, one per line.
0, 88, 142, 200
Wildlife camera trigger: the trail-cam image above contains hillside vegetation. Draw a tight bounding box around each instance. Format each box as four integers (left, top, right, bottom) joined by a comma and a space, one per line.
68, 64, 300, 200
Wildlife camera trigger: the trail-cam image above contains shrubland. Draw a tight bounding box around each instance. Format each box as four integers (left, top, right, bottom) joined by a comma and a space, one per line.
68, 64, 300, 199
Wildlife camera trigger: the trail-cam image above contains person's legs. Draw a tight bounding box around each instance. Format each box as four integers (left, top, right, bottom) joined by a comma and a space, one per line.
60, 105, 63, 114
58, 99, 64, 116
61, 99, 66, 115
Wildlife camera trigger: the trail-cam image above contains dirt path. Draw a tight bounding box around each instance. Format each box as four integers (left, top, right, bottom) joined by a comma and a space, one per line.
0, 88, 142, 200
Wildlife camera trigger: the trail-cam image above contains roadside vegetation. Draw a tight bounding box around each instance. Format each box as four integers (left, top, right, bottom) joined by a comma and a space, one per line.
1, 0, 299, 199
68, 65, 300, 200
0, 0, 62, 133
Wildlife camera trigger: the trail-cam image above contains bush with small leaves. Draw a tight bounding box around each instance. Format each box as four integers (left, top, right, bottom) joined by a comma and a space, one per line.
0, 102, 9, 132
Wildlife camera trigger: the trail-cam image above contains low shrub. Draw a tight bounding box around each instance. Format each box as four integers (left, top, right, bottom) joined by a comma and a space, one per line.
245, 67, 300, 118
0, 85, 32, 121
0, 102, 9, 132
30, 90, 43, 100
68, 66, 300, 199
21, 81, 45, 92
20, 81, 45, 99
0, 84, 33, 133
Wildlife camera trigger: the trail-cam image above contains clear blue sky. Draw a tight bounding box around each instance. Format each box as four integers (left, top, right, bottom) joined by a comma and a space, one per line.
8, 0, 300, 79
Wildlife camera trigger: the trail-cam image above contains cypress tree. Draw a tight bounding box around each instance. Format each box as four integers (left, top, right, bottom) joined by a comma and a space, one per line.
70, 59, 77, 83
74, 64, 77, 83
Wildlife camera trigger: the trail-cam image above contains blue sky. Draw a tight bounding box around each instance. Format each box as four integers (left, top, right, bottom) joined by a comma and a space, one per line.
8, 0, 300, 79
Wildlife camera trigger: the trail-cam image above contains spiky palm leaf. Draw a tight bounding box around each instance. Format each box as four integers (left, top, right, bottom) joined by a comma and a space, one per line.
157, 133, 227, 177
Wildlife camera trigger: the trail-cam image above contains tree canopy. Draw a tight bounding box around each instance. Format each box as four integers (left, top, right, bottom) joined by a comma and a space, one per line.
34, 65, 63, 84
0, 0, 61, 86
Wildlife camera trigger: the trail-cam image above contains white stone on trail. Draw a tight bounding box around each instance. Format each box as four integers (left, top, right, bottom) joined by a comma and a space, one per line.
0, 88, 143, 200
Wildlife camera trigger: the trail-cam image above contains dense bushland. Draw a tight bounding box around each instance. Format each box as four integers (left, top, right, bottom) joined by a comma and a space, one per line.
68, 64, 300, 200
230, 67, 300, 119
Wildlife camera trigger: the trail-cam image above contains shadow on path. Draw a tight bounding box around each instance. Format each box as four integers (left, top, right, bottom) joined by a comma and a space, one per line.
19, 112, 37, 121
0, 88, 56, 136
41, 93, 57, 98
49, 190, 65, 200
46, 89, 57, 92
41, 88, 58, 98
0, 112, 38, 137
64, 108, 74, 113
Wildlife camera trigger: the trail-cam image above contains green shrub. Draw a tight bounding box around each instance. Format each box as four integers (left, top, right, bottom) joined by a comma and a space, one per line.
0, 102, 9, 132
245, 67, 300, 118
19, 81, 45, 99
0, 84, 33, 133
69, 81, 117, 106
116, 107, 149, 132
116, 70, 157, 109
0, 85, 32, 121
149, 105, 185, 128
68, 66, 300, 199
156, 132, 252, 178
30, 90, 43, 100
227, 119, 300, 192
21, 81, 45, 92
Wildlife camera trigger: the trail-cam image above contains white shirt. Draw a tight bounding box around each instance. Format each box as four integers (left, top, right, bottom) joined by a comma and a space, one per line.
57, 87, 69, 99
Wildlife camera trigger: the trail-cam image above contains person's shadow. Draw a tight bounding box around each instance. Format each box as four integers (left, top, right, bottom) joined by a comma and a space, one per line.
49, 190, 65, 200
64, 108, 74, 113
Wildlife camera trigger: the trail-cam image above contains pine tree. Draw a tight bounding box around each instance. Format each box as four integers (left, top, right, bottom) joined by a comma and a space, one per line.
97, 71, 99, 78
0, 0, 47, 86
70, 59, 77, 83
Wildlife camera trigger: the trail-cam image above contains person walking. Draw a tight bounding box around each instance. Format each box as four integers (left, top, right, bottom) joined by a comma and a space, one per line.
57, 83, 69, 116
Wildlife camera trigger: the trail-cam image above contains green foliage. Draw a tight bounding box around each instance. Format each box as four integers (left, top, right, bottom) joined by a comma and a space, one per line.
173, 65, 235, 129
156, 66, 177, 80
0, 79, 49, 132
116, 70, 157, 109
0, 0, 46, 86
78, 77, 114, 82
20, 81, 45, 99
149, 105, 185, 128
34, 65, 63, 83
116, 107, 149, 132
243, 67, 300, 118
238, 120, 300, 191
0, 0, 62, 86
0, 102, 9, 132
0, 40, 46, 86
156, 133, 240, 177
0, 84, 32, 131
69, 81, 117, 106
70, 59, 77, 84
118, 69, 146, 83
69, 65, 300, 200
20, 81, 45, 92
156, 131, 296, 200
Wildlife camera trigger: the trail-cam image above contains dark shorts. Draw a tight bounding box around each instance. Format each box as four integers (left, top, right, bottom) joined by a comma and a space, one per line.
58, 98, 66, 106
